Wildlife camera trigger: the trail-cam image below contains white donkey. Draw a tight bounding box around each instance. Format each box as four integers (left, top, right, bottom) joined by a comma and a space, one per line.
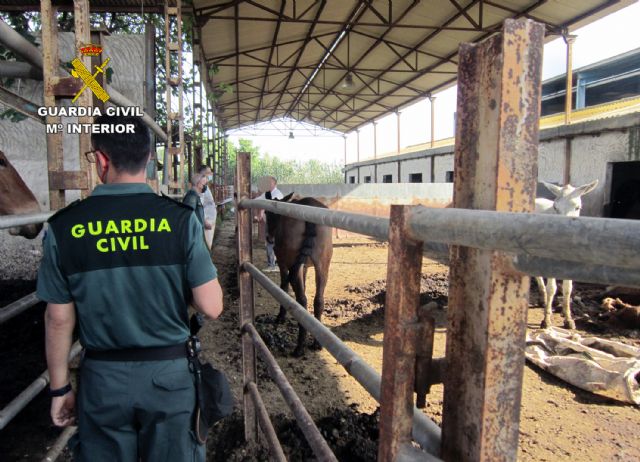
534, 180, 599, 329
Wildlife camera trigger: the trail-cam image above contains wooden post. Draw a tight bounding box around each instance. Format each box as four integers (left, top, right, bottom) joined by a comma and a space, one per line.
236, 152, 258, 443
378, 205, 424, 461
441, 19, 544, 462
41, 0, 64, 211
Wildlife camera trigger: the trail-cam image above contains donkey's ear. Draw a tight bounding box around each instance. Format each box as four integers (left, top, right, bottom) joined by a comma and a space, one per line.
573, 179, 598, 197
282, 192, 295, 202
541, 181, 563, 197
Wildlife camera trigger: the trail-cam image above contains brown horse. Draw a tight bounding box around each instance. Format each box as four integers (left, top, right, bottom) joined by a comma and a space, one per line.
0, 150, 42, 238
265, 192, 333, 356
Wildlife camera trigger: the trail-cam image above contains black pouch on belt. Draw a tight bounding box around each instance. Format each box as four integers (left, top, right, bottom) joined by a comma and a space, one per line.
187, 334, 235, 444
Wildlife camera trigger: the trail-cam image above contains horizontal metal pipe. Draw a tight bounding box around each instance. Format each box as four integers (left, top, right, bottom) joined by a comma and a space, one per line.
243, 262, 443, 456
0, 61, 43, 80
408, 206, 640, 271
246, 382, 287, 462
0, 211, 54, 230
514, 255, 640, 288
240, 199, 389, 240
0, 292, 40, 325
0, 342, 82, 430
108, 88, 168, 142
244, 322, 338, 462
0, 19, 43, 69
242, 200, 640, 285
42, 426, 77, 462
398, 443, 443, 462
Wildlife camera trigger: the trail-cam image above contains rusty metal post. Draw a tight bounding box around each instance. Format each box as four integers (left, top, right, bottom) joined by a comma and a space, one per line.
563, 136, 572, 185
563, 34, 576, 125
236, 151, 258, 443
441, 18, 544, 462
378, 205, 424, 461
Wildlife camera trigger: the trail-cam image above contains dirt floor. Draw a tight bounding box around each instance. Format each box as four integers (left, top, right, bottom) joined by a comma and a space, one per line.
1, 215, 639, 461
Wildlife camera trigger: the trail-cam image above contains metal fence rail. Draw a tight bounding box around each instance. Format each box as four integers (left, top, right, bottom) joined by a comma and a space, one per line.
0, 211, 53, 230
244, 262, 443, 456
0, 342, 82, 430
241, 198, 640, 288
0, 292, 40, 325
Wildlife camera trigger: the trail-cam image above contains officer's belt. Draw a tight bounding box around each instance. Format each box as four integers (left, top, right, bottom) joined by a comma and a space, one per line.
84, 344, 187, 361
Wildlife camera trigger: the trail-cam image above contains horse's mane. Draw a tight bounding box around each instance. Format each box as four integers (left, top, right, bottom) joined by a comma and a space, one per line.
291, 196, 327, 209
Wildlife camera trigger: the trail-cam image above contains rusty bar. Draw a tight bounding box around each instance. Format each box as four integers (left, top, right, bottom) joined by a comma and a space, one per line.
246, 382, 287, 462
415, 304, 436, 409
378, 205, 424, 461
243, 323, 338, 462
0, 342, 82, 430
236, 151, 258, 443
0, 292, 40, 325
564, 34, 576, 125
243, 261, 443, 456
41, 0, 65, 211
441, 18, 544, 462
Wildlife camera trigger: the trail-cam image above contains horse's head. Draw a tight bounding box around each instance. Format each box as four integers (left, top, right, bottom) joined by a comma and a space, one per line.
0, 149, 43, 239
265, 192, 294, 243
541, 179, 598, 217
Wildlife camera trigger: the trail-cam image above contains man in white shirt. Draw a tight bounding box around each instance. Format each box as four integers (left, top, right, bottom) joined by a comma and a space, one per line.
257, 175, 283, 271
197, 165, 217, 250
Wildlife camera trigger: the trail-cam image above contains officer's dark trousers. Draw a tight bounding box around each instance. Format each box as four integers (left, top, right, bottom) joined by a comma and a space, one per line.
72, 357, 205, 462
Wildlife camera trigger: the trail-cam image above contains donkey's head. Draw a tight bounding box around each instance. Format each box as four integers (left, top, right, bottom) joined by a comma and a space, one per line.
265, 192, 294, 243
0, 150, 43, 239
541, 180, 598, 217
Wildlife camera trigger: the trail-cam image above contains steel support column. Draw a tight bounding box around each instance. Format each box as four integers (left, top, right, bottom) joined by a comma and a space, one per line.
396, 111, 401, 182
343, 135, 347, 183
563, 34, 576, 125
441, 19, 544, 462
373, 121, 378, 183
429, 95, 436, 148
236, 152, 258, 443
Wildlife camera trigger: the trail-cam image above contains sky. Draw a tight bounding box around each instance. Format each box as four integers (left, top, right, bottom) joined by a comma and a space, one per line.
228, 2, 640, 165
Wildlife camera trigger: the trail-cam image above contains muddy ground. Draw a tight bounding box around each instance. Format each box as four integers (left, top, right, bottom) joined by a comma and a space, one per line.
1, 216, 639, 461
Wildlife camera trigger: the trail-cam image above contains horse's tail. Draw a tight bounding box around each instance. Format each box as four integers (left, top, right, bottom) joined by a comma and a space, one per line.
287, 221, 317, 284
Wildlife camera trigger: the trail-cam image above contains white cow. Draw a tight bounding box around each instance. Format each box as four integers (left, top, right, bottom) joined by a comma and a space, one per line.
534, 180, 599, 329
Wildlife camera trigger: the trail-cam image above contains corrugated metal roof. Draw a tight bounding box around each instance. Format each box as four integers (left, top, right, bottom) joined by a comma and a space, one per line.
193, 0, 636, 133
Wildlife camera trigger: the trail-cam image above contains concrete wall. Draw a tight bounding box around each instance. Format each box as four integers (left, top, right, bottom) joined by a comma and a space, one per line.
345, 113, 640, 217
278, 183, 453, 219
0, 33, 145, 279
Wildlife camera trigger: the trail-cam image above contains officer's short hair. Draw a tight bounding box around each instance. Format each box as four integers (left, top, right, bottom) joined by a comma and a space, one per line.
191, 173, 204, 186
196, 165, 210, 174
91, 115, 150, 174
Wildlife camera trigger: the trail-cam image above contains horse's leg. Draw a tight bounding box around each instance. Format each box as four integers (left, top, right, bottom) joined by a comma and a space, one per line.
290, 267, 308, 357
562, 280, 576, 329
535, 276, 547, 307
276, 266, 289, 324
309, 261, 328, 351
541, 278, 557, 329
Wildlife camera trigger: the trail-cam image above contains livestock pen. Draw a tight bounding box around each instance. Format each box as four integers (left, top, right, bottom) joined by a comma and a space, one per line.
231, 19, 640, 462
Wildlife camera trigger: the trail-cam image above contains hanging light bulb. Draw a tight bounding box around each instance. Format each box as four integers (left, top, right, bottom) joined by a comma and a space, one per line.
288, 131, 294, 139
341, 72, 354, 90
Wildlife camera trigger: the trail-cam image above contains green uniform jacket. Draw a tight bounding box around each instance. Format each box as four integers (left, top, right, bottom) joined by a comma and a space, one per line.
36, 183, 217, 351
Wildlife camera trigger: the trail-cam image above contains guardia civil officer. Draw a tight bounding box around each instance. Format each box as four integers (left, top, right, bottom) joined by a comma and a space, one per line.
37, 115, 223, 462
